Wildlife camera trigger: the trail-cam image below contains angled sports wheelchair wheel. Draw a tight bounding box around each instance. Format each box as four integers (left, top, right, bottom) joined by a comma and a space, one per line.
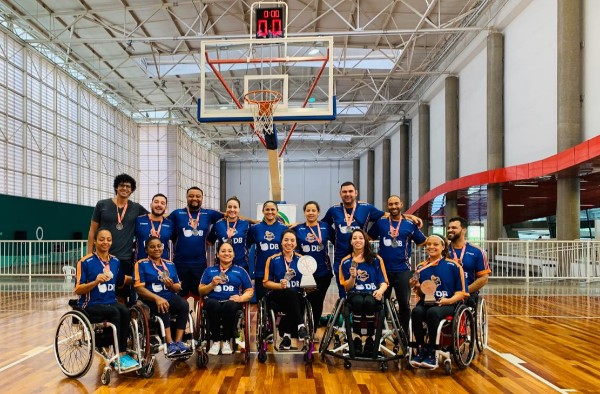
452, 305, 475, 369
476, 298, 488, 352
256, 298, 268, 358
54, 310, 95, 378
319, 298, 343, 357
129, 304, 152, 369
197, 350, 209, 368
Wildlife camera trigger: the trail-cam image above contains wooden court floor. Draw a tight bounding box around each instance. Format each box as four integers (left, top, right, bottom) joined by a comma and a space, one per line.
0, 280, 598, 394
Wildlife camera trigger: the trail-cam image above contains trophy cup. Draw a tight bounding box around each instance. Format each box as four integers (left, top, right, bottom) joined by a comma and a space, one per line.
297, 255, 317, 288
420, 279, 437, 305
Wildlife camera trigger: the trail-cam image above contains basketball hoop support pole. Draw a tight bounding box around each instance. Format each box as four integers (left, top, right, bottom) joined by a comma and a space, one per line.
278, 49, 330, 157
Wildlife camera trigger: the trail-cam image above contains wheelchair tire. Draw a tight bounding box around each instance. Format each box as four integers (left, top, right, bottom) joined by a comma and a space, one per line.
140, 363, 155, 378
444, 359, 452, 375
344, 360, 351, 369
129, 305, 151, 369
452, 305, 475, 369
256, 298, 268, 356
258, 351, 267, 363
476, 298, 488, 352
303, 351, 314, 364
197, 350, 209, 368
101, 368, 111, 385
319, 299, 343, 357
54, 310, 95, 378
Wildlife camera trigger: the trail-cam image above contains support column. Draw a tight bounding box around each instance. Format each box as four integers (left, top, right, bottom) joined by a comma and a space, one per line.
382, 138, 391, 207
419, 103, 430, 235
399, 123, 410, 205
353, 158, 360, 189
556, 0, 582, 240
486, 32, 504, 240
445, 76, 459, 222
220, 160, 227, 211
367, 149, 375, 205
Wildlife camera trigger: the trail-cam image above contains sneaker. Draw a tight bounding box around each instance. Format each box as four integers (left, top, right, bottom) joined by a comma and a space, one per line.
421, 350, 437, 369
119, 354, 139, 370
208, 341, 221, 355
298, 326, 310, 340
363, 337, 375, 358
353, 337, 363, 357
167, 342, 179, 357
221, 341, 233, 355
279, 335, 292, 350
409, 348, 427, 368
176, 341, 191, 354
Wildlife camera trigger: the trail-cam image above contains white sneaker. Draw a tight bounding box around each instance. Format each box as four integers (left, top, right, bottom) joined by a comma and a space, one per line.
208, 341, 221, 355
221, 341, 233, 355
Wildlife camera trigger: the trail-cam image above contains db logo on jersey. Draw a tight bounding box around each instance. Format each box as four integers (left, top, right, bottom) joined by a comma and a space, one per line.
98, 283, 115, 293
216, 285, 235, 292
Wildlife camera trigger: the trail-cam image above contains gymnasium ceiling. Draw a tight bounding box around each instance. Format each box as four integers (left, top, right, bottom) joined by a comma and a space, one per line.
0, 0, 503, 161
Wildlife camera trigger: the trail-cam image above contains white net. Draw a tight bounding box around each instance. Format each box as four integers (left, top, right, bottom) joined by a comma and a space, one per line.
243, 90, 282, 135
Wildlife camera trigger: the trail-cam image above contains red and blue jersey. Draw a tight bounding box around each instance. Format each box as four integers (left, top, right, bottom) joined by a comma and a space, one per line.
75, 253, 125, 308
264, 252, 304, 292
323, 202, 385, 263
295, 221, 333, 278
168, 207, 223, 266
207, 218, 250, 270
133, 258, 180, 301
367, 217, 426, 273
448, 243, 491, 291
247, 220, 288, 278
415, 258, 468, 302
339, 255, 388, 294
134, 215, 175, 260
200, 264, 253, 301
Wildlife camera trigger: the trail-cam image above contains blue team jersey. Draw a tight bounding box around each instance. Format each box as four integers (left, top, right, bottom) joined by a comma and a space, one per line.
323, 202, 385, 263
247, 220, 288, 277
448, 243, 491, 290
207, 218, 250, 269
295, 222, 333, 278
134, 215, 175, 260
263, 253, 304, 292
415, 258, 468, 302
75, 253, 125, 308
339, 255, 388, 293
200, 264, 253, 301
367, 217, 426, 273
168, 207, 223, 265
133, 258, 180, 301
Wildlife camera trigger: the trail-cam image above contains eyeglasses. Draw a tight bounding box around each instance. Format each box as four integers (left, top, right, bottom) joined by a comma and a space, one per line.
118, 184, 132, 189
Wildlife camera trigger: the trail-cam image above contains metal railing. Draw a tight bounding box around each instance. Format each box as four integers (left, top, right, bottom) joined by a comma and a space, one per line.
1, 240, 600, 284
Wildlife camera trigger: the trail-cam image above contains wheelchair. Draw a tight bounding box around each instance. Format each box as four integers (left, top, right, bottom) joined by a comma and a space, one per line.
255, 290, 315, 363
319, 297, 408, 371
407, 303, 476, 375
474, 296, 488, 352
54, 300, 153, 385
194, 298, 251, 367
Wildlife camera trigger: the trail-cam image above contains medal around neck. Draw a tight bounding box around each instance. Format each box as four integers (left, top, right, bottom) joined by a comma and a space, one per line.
297, 255, 317, 288
159, 269, 170, 282
219, 270, 229, 283
104, 269, 113, 280
115, 223, 124, 230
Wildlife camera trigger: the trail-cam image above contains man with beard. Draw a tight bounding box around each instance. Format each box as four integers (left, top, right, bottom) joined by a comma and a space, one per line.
367, 195, 426, 334
135, 193, 174, 260
168, 187, 224, 298
446, 217, 490, 305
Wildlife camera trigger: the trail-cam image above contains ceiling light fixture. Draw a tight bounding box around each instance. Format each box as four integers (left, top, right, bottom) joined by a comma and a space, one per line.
125, 40, 134, 53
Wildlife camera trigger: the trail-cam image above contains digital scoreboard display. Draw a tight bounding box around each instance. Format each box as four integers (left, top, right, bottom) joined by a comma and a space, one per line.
255, 7, 285, 38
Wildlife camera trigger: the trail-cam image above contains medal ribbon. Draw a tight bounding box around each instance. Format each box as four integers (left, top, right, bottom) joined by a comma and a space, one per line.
343, 203, 356, 228
389, 217, 402, 239
187, 207, 201, 229
95, 252, 111, 273
226, 219, 237, 239
307, 224, 323, 246
449, 244, 467, 265
116, 201, 128, 228
415, 257, 441, 274
151, 258, 169, 277
149, 214, 163, 237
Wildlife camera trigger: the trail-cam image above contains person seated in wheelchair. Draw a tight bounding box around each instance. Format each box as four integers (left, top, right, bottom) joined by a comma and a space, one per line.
74, 228, 138, 370
263, 229, 311, 350
339, 229, 388, 359
409, 234, 468, 369
199, 241, 254, 356
133, 236, 192, 357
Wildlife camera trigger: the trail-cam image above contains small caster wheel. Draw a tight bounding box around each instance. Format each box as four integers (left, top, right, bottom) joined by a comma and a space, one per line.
141, 363, 154, 378
344, 360, 351, 369
444, 360, 452, 375
101, 369, 111, 385
380, 362, 388, 372
258, 351, 267, 363
196, 351, 208, 368
303, 352, 314, 363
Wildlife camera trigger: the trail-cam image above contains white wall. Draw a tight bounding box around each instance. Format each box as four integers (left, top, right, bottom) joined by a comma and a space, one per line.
504, 0, 557, 165
225, 160, 353, 219
583, 0, 600, 139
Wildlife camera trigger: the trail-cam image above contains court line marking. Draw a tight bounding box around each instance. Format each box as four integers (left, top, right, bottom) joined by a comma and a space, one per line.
487, 346, 573, 394
489, 314, 600, 319
0, 344, 53, 373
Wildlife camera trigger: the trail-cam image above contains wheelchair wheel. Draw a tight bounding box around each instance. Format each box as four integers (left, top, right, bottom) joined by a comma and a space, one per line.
303, 299, 315, 342
129, 304, 151, 370
385, 299, 408, 357
452, 305, 475, 369
101, 368, 111, 385
476, 298, 488, 352
197, 350, 209, 368
54, 310, 95, 378
256, 298, 268, 358
319, 299, 342, 357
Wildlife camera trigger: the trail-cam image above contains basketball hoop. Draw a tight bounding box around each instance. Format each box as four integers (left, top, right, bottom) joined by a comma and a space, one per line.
243, 90, 282, 136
